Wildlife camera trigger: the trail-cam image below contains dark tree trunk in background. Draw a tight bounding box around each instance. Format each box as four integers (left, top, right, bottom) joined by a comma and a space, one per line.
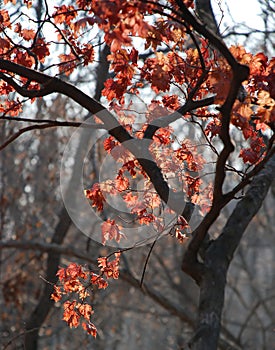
24, 43, 110, 350
24, 208, 71, 350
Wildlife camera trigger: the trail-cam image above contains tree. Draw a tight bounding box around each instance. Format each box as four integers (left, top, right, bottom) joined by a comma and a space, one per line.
0, 1, 274, 349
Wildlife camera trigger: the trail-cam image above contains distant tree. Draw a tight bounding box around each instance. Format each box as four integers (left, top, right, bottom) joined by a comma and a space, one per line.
0, 1, 274, 349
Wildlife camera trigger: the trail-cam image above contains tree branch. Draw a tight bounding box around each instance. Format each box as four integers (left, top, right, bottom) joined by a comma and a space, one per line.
0, 123, 56, 151
143, 96, 215, 139
0, 120, 105, 151
195, 0, 220, 36
0, 58, 194, 218
173, 0, 240, 70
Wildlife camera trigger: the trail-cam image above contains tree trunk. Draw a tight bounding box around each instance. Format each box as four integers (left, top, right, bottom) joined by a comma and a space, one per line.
24, 207, 71, 350
24, 43, 111, 350
189, 244, 228, 350
187, 155, 275, 349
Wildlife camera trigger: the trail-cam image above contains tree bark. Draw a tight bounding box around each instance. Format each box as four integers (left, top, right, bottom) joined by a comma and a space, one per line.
24, 207, 71, 350
188, 155, 275, 349
189, 245, 228, 349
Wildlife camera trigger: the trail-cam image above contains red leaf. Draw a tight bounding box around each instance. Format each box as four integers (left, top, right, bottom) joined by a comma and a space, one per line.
101, 219, 123, 245
32, 38, 50, 63
115, 173, 129, 191
102, 78, 129, 102
91, 273, 108, 289
53, 5, 77, 25
85, 184, 106, 211
98, 252, 121, 279
73, 16, 96, 32
239, 148, 259, 164
205, 118, 222, 139
129, 47, 138, 64
82, 321, 97, 337
21, 29, 36, 41
123, 192, 138, 207
0, 38, 11, 54
0, 9, 11, 28
51, 286, 63, 302
104, 136, 118, 153
59, 53, 77, 76
63, 301, 80, 328
78, 303, 93, 321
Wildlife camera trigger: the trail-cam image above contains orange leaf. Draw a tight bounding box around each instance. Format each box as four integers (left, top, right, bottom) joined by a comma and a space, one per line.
115, 173, 129, 191
85, 184, 106, 211
78, 303, 93, 321
91, 273, 108, 289
63, 301, 80, 328
21, 29, 35, 41
51, 286, 63, 302
82, 321, 97, 337
101, 219, 123, 245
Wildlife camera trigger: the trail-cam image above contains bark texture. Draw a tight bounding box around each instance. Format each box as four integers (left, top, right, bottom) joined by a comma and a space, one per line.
189, 155, 275, 350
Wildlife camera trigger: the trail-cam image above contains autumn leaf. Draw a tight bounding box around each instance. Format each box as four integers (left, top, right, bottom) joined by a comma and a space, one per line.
104, 136, 118, 153
131, 204, 155, 225
82, 321, 97, 337
205, 118, 222, 139
122, 160, 137, 178
63, 301, 80, 328
78, 303, 93, 321
239, 148, 259, 164
52, 263, 110, 336
66, 263, 87, 280
115, 172, 129, 192
53, 5, 77, 25
21, 29, 36, 41
162, 94, 180, 110
59, 53, 77, 76
153, 127, 172, 145
85, 184, 106, 211
51, 285, 63, 302
72, 16, 96, 32
123, 192, 138, 207
82, 44, 95, 65
0, 9, 11, 28
101, 219, 124, 245
91, 273, 108, 289
0, 38, 10, 55
102, 78, 130, 102
32, 38, 50, 63
141, 52, 173, 92
14, 50, 35, 68
98, 252, 121, 279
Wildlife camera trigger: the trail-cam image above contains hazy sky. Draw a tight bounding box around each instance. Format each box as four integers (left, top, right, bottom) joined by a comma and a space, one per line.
213, 0, 263, 30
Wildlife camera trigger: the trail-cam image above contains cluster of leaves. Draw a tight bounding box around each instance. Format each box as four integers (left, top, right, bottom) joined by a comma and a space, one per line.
85, 113, 211, 246
0, 6, 50, 115
51, 253, 121, 337
203, 46, 275, 164
0, 9, 50, 67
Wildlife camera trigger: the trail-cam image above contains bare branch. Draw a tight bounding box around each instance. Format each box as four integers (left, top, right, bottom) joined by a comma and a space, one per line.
1, 115, 105, 128
0, 123, 56, 151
